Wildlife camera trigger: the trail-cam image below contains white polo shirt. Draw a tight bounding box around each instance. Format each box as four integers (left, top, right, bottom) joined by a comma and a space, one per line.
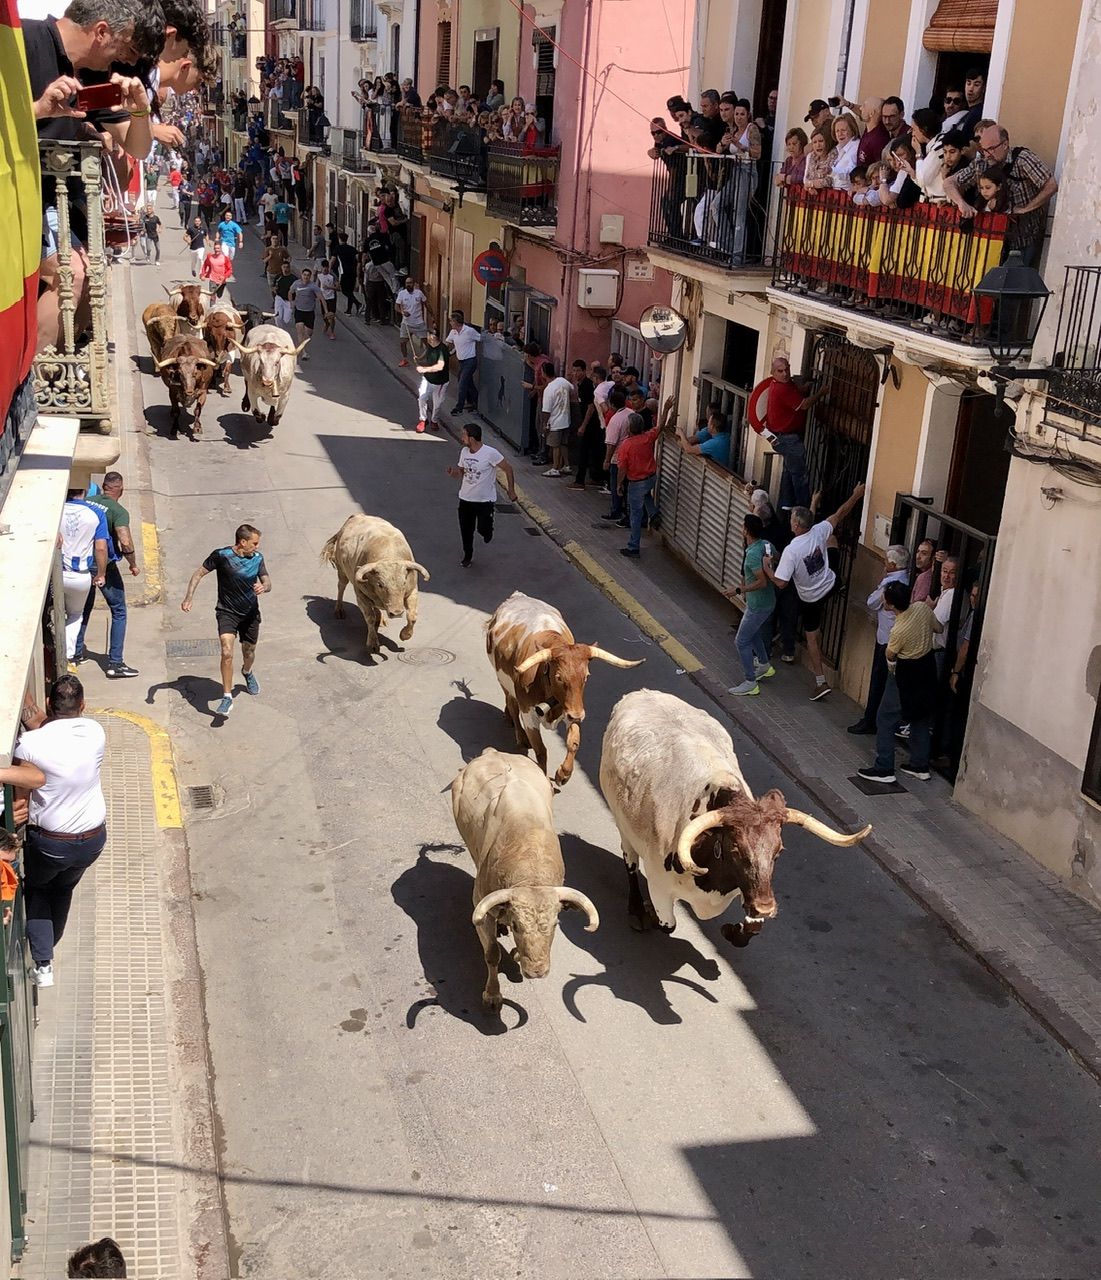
18, 718, 107, 833
446, 324, 481, 361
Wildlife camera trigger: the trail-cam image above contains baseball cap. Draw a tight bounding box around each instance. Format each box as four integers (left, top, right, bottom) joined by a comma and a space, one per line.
804, 99, 829, 122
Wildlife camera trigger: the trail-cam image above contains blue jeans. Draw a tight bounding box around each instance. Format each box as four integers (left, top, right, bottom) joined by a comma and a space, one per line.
875, 675, 932, 772
608, 463, 623, 518
626, 475, 657, 551
736, 605, 773, 681
76, 560, 127, 664
771, 433, 811, 510
455, 357, 478, 411
24, 826, 107, 964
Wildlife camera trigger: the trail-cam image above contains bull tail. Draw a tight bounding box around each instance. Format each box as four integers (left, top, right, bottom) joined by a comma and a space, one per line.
320, 531, 340, 566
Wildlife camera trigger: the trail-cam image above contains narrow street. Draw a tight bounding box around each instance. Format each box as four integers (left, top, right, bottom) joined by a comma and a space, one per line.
122, 229, 1101, 1279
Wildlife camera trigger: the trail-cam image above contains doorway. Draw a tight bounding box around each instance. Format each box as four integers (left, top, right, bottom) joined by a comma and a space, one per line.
472, 29, 498, 102
944, 391, 1010, 535
534, 28, 556, 140
752, 0, 787, 118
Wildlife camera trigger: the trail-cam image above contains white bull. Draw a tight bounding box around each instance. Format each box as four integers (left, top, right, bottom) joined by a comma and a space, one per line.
599, 690, 871, 947
320, 513, 429, 655
452, 748, 599, 1010
232, 323, 307, 426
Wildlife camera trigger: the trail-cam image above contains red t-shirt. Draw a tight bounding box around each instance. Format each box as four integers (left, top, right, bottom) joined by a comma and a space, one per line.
617, 427, 659, 480
760, 377, 805, 435
169, 169, 182, 188
201, 253, 233, 284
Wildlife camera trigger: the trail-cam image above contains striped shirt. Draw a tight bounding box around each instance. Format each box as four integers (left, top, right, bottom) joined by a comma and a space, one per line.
60, 500, 108, 572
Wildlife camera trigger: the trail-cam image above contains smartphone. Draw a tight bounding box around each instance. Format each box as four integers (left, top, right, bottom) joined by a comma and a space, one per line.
828, 96, 842, 108
74, 82, 124, 111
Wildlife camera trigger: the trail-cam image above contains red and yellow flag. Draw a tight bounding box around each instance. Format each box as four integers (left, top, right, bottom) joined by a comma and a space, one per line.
0, 0, 41, 428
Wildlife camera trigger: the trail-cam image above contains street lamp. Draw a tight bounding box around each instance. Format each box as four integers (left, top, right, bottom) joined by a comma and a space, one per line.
973, 250, 1053, 413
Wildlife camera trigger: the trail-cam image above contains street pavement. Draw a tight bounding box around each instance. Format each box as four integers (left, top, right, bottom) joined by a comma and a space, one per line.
104, 221, 1101, 1279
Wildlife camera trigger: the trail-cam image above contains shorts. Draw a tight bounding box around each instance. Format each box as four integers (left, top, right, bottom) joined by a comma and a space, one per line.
320, 295, 335, 314
546, 428, 568, 447
400, 320, 427, 341
797, 549, 840, 633
215, 608, 261, 645
293, 309, 315, 329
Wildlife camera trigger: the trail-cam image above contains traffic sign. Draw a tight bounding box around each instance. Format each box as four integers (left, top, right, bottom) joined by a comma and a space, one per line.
473, 248, 509, 286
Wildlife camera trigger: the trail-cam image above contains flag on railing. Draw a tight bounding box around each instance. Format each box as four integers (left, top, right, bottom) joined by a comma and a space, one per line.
0, 0, 40, 433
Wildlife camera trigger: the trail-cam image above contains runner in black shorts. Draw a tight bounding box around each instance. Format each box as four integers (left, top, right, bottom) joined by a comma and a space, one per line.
180, 523, 271, 718
289, 268, 320, 360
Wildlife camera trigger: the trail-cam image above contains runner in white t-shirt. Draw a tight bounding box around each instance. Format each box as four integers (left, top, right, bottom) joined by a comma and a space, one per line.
396, 277, 429, 366
445, 422, 517, 567
540, 366, 575, 477
772, 482, 866, 701
316, 260, 338, 340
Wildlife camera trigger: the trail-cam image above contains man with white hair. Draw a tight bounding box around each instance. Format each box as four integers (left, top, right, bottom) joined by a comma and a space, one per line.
848, 544, 910, 734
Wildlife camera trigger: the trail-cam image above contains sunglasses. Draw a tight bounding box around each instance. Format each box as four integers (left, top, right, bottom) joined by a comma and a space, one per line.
944, 96, 964, 106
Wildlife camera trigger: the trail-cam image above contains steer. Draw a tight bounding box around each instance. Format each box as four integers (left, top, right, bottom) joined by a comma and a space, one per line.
163, 281, 207, 334
599, 689, 871, 947
452, 748, 599, 1010
320, 513, 429, 655
141, 301, 178, 363
201, 304, 245, 396
486, 591, 642, 787
232, 323, 307, 427
154, 335, 217, 438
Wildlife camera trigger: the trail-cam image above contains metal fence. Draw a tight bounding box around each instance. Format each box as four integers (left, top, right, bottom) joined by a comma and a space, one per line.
395, 109, 425, 163
1046, 263, 1101, 433
363, 103, 395, 153
649, 152, 773, 269
427, 122, 485, 188
485, 143, 559, 227
32, 142, 110, 427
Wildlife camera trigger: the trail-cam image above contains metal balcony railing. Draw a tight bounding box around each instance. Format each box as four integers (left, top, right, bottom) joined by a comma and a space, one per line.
263, 97, 291, 130
1046, 265, 1101, 432
33, 142, 110, 425
349, 0, 377, 38
298, 0, 325, 29
648, 152, 773, 269
363, 102, 395, 152
395, 108, 427, 163
427, 121, 485, 189
485, 142, 559, 227
332, 126, 370, 171
269, 0, 295, 21
771, 186, 1018, 346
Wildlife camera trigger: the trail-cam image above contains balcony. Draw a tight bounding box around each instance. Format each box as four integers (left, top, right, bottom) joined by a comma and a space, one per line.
298, 0, 325, 29
427, 121, 486, 189
1043, 265, 1101, 436
332, 126, 370, 171
269, 0, 295, 23
230, 31, 246, 58
350, 0, 377, 38
395, 108, 426, 163
486, 142, 559, 228
771, 187, 1019, 348
648, 152, 773, 271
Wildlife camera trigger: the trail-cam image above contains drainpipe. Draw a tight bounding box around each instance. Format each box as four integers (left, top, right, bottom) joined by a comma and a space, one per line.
835, 0, 856, 97
412, 0, 420, 88
562, 0, 595, 359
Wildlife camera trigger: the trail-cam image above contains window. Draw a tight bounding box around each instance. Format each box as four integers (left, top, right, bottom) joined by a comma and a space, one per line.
391, 23, 400, 74
1086, 693, 1101, 805
533, 26, 555, 139
436, 21, 451, 88
472, 28, 498, 101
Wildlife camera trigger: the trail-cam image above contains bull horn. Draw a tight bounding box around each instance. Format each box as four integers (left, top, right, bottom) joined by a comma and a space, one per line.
472, 888, 513, 927
153, 356, 179, 370
195, 359, 218, 368
293, 339, 311, 355
586, 646, 645, 669
230, 339, 257, 354
397, 560, 430, 580
784, 809, 872, 847
555, 887, 599, 931
161, 285, 176, 298
675, 810, 726, 878
515, 647, 554, 675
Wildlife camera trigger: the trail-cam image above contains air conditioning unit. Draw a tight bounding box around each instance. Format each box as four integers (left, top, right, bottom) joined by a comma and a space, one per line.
577, 268, 618, 310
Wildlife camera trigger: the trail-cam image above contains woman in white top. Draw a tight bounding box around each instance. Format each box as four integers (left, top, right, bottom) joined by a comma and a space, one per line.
316, 258, 338, 340
909, 108, 947, 203
827, 113, 861, 191
708, 96, 762, 261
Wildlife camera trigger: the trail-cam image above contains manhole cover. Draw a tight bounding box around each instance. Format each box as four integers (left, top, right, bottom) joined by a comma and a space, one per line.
167, 638, 221, 658
396, 647, 456, 667
187, 784, 216, 810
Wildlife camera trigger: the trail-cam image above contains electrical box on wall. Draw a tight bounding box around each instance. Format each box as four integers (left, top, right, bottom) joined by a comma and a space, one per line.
599, 214, 623, 244
578, 268, 619, 310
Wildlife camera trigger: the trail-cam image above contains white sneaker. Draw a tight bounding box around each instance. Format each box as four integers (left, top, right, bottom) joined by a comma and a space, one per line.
543, 468, 562, 477
727, 680, 760, 697
32, 963, 54, 987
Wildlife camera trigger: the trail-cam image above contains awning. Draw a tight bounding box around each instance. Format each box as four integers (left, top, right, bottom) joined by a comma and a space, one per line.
922, 0, 998, 53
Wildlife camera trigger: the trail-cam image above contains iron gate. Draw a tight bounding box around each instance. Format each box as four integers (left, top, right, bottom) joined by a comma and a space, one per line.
801, 333, 879, 665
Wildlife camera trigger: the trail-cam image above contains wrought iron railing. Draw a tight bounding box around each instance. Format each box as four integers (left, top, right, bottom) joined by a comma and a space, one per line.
269, 0, 295, 20
298, 0, 325, 29
230, 31, 246, 57
363, 103, 395, 152
649, 152, 774, 269
427, 122, 486, 188
350, 0, 377, 38
772, 186, 1017, 345
1046, 264, 1101, 431
263, 97, 291, 130
486, 143, 559, 227
32, 142, 110, 426
332, 126, 370, 171
395, 108, 426, 163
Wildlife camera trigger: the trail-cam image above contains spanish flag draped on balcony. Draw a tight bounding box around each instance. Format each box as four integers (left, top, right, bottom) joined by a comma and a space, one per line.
0, 0, 41, 436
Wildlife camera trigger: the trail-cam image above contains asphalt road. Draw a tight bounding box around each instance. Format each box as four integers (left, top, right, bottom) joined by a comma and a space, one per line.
128, 225, 1101, 1280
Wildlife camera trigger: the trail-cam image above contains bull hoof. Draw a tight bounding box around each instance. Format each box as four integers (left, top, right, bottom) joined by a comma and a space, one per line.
721, 922, 755, 948
628, 911, 650, 933
399, 624, 414, 641
482, 992, 503, 1012
333, 605, 345, 620
553, 766, 573, 787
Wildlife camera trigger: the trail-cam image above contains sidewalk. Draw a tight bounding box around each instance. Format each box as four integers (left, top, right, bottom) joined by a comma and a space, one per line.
305, 254, 1101, 1082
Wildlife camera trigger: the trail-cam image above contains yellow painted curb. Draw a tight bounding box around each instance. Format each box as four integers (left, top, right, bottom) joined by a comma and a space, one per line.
91, 708, 182, 829
141, 520, 163, 604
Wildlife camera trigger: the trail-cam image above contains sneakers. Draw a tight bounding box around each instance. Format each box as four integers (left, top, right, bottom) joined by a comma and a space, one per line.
543, 468, 563, 477
727, 680, 760, 697
857, 765, 896, 784
900, 764, 931, 781
106, 663, 139, 678
754, 662, 776, 680
429, 421, 439, 432
615, 517, 630, 528
598, 486, 612, 496
32, 963, 54, 987
600, 512, 621, 521
215, 694, 234, 716
415, 419, 426, 433
620, 547, 640, 558
460, 556, 472, 568
810, 682, 832, 701
847, 721, 875, 735
780, 653, 795, 664
244, 671, 260, 696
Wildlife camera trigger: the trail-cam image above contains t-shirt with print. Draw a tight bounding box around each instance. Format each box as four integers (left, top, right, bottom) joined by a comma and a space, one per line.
202, 547, 268, 617
61, 500, 108, 572
742, 539, 777, 612
273, 202, 292, 225
541, 377, 573, 433
457, 445, 504, 503
775, 520, 835, 602
290, 281, 321, 312
396, 288, 428, 327
83, 494, 129, 562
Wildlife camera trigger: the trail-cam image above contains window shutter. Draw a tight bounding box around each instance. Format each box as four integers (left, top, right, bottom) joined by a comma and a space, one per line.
437, 21, 452, 87
922, 0, 999, 53
535, 26, 555, 98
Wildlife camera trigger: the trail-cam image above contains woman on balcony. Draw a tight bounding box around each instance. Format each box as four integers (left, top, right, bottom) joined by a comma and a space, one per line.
803, 128, 833, 190
876, 139, 922, 210
705, 96, 760, 261
908, 108, 947, 204
827, 113, 861, 191
774, 128, 808, 187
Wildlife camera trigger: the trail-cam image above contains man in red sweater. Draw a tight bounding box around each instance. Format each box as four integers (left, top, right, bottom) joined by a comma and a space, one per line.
200, 241, 233, 297
752, 356, 828, 510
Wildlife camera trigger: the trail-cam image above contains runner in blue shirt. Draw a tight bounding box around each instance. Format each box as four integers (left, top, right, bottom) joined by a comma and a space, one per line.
215, 210, 244, 267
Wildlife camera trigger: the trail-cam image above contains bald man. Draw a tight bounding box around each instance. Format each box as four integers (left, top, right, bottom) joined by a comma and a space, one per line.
856, 97, 890, 168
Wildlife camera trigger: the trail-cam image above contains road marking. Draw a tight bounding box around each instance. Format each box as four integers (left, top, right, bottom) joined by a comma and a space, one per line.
92, 708, 182, 828
141, 520, 163, 604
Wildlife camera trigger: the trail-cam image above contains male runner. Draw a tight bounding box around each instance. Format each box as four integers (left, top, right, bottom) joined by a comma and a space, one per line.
180, 524, 271, 717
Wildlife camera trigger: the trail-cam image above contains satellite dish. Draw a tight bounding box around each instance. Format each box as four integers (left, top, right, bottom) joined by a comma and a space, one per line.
639, 304, 688, 354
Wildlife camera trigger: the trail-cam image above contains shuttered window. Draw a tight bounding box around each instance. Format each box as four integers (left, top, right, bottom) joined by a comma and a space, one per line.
437, 21, 451, 87
534, 26, 555, 98
922, 0, 999, 53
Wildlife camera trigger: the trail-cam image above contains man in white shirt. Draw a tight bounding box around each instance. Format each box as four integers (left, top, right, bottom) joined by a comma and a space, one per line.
395, 276, 430, 367
60, 490, 108, 663
540, 361, 575, 477
445, 310, 482, 415
599, 387, 632, 519
445, 423, 517, 567
772, 482, 865, 701
848, 544, 909, 734
15, 675, 108, 988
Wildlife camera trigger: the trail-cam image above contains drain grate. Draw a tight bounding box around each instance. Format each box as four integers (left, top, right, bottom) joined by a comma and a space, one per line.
166, 638, 221, 658
186, 784, 216, 810
523, 527, 541, 536
396, 647, 456, 667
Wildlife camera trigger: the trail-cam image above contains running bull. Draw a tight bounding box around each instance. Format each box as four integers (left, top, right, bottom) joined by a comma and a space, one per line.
232, 324, 308, 427
486, 591, 642, 787
154, 334, 217, 438
452, 748, 599, 1011
599, 690, 871, 946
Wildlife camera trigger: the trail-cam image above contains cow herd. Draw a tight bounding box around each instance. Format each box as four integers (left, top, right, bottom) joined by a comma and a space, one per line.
321, 512, 872, 1015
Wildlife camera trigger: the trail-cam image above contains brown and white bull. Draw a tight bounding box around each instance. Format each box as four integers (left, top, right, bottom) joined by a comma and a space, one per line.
599, 690, 871, 947
486, 592, 642, 787
320, 513, 429, 655
154, 334, 217, 438
201, 303, 246, 396
452, 748, 599, 1011
232, 324, 307, 427
163, 282, 208, 333
141, 301, 178, 363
